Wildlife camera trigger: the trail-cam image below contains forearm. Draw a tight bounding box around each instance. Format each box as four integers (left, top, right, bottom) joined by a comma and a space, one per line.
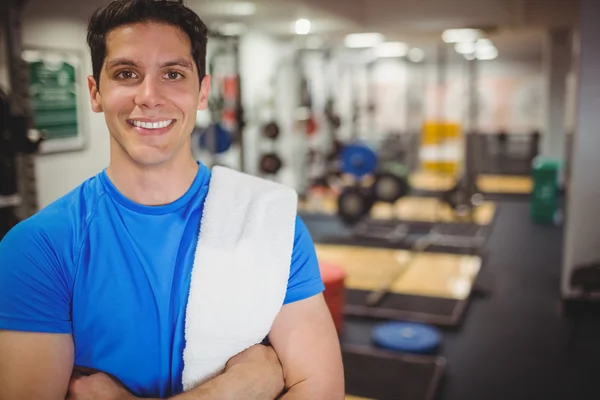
278, 377, 344, 400
177, 365, 277, 400
139, 364, 281, 400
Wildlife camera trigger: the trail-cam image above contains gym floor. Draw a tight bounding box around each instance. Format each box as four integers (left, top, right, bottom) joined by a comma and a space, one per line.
305, 199, 600, 400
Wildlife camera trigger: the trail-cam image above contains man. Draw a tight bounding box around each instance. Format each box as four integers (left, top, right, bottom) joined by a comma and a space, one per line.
0, 0, 344, 399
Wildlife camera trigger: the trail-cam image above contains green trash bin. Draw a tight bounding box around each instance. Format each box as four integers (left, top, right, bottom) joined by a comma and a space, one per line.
531, 157, 560, 224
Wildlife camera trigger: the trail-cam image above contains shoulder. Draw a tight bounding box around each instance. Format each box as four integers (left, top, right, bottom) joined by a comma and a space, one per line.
0, 174, 105, 334
1, 172, 106, 269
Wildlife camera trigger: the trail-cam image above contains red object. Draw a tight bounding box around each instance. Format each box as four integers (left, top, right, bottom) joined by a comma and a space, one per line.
319, 262, 346, 334
306, 116, 318, 136
222, 76, 238, 100
221, 108, 237, 124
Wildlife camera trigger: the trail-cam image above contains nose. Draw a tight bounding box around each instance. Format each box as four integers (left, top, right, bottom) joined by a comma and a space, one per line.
134, 76, 164, 109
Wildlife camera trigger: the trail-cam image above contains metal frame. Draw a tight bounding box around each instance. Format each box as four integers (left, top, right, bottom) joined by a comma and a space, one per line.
342, 344, 447, 400
1, 0, 39, 220
344, 291, 470, 327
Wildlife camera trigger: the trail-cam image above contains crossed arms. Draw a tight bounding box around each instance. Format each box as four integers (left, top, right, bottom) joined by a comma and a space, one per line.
0, 294, 344, 400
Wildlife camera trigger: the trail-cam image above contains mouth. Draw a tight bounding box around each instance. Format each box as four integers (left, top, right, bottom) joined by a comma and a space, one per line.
127, 119, 176, 135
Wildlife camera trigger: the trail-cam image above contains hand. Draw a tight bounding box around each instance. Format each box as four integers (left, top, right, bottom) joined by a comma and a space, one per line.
66, 367, 135, 400
225, 344, 285, 398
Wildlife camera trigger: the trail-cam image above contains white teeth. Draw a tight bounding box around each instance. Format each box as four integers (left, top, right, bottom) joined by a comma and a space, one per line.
132, 119, 173, 129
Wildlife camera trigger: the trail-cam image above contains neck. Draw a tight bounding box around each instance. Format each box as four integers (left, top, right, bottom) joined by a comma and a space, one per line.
107, 150, 199, 206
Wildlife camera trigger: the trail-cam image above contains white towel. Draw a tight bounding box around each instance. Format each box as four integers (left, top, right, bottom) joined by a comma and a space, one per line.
181, 166, 298, 390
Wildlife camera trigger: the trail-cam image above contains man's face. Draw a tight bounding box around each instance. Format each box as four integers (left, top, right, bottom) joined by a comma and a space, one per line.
88, 22, 210, 167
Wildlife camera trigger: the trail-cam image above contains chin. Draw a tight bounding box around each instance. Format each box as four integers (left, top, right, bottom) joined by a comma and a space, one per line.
128, 146, 175, 167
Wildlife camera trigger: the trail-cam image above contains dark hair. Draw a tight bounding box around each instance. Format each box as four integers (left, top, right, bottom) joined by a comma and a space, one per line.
86, 0, 208, 91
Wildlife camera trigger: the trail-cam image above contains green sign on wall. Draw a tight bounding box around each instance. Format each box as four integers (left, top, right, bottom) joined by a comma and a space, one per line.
23, 48, 86, 153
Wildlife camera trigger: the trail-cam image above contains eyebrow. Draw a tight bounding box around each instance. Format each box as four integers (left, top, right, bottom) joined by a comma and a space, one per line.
105, 58, 194, 70
160, 59, 193, 70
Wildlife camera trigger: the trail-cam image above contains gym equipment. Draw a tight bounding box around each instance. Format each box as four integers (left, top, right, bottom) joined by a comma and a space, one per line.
337, 185, 375, 226
298, 192, 497, 226
371, 321, 442, 355
1, 0, 45, 239
410, 170, 533, 196
198, 123, 233, 154
262, 121, 280, 140
441, 176, 485, 218
372, 171, 410, 204
343, 344, 446, 400
341, 144, 378, 178
315, 243, 483, 326
259, 153, 283, 175
436, 50, 485, 217
364, 235, 431, 307
200, 31, 244, 168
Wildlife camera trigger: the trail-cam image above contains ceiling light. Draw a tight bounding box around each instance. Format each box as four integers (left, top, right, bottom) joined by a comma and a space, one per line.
475, 39, 498, 60
454, 41, 476, 55
375, 42, 409, 58
344, 33, 384, 48
295, 19, 311, 35
464, 53, 476, 61
476, 45, 498, 60
407, 47, 425, 62
219, 22, 247, 36
442, 28, 482, 43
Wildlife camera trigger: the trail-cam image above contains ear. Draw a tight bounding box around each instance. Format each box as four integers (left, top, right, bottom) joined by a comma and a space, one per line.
87, 75, 103, 113
197, 74, 211, 111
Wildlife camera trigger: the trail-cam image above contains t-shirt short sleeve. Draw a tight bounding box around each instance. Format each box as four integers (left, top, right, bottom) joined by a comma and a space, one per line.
283, 215, 325, 305
0, 219, 73, 333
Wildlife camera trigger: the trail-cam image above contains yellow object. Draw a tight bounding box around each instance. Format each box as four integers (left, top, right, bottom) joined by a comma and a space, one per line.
421, 161, 459, 174
421, 122, 461, 144
370, 196, 495, 225
298, 193, 496, 225
477, 174, 533, 194
420, 121, 463, 174
409, 170, 533, 194
315, 244, 482, 300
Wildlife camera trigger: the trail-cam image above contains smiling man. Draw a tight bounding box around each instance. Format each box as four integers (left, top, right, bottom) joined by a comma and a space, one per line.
0, 0, 344, 399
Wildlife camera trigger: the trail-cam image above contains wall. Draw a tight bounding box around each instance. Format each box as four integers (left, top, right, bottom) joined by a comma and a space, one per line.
420, 56, 545, 134
561, 0, 600, 299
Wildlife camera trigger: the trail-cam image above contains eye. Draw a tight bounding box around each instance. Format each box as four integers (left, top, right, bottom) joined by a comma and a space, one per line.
166, 71, 184, 80
116, 70, 137, 79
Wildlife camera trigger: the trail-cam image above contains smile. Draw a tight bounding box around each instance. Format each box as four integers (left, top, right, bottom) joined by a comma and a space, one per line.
129, 119, 174, 130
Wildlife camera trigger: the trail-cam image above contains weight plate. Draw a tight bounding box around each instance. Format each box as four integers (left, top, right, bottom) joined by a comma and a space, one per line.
341, 144, 378, 178
371, 321, 442, 354
199, 123, 233, 154
337, 185, 375, 226
262, 121, 280, 140
373, 172, 410, 203
259, 153, 283, 174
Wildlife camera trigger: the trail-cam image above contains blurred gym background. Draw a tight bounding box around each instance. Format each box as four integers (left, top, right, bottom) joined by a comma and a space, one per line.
2, 0, 599, 399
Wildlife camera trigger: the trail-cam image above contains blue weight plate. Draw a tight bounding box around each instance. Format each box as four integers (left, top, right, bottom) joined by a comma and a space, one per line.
199, 123, 233, 154
341, 144, 378, 178
371, 321, 442, 354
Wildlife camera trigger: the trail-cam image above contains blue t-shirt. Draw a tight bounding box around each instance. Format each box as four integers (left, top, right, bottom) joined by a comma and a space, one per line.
0, 163, 324, 398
